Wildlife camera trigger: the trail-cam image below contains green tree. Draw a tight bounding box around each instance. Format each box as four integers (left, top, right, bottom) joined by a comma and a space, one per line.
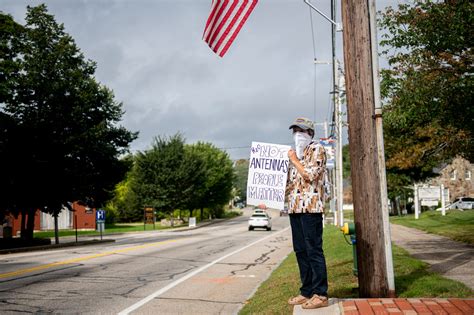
111, 176, 136, 221
380, 0, 473, 185
130, 134, 205, 221
186, 142, 234, 219
233, 159, 249, 203
386, 172, 413, 215
104, 155, 141, 222
342, 144, 351, 180
0, 5, 137, 241
0, 14, 24, 225
0, 13, 24, 104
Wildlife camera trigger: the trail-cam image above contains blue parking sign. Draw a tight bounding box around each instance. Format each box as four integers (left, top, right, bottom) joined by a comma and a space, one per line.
96, 209, 106, 222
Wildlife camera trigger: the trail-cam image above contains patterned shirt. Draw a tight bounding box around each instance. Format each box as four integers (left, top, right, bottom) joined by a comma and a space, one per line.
286, 141, 328, 214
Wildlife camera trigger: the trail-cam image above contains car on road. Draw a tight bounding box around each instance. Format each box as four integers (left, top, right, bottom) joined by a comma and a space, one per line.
252, 209, 266, 215
248, 213, 272, 231
236, 202, 246, 209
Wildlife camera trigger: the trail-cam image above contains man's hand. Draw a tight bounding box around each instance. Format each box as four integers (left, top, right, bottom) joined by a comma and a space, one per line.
288, 149, 310, 181
288, 149, 298, 162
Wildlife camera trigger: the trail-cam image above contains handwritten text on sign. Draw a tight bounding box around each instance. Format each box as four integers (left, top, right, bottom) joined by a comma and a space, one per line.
246, 142, 291, 210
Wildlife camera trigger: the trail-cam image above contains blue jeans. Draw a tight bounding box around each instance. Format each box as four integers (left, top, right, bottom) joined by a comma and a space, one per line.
289, 213, 328, 298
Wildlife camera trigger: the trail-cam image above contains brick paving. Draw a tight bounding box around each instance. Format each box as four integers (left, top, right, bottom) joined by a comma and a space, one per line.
340, 298, 474, 315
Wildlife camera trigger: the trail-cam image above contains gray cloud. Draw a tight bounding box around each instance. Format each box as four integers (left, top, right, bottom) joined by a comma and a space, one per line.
2, 0, 399, 160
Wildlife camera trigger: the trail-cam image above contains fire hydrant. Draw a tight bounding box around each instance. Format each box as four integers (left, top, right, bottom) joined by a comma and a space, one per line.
341, 222, 358, 276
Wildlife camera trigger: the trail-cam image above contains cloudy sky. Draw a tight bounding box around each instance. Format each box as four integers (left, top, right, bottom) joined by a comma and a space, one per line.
3, 0, 400, 160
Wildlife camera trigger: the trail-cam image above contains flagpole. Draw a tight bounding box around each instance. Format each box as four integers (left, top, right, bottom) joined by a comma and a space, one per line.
303, 0, 342, 31
307, 0, 344, 227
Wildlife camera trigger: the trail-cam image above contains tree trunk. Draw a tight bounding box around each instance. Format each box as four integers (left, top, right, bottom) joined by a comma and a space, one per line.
54, 212, 59, 244
341, 0, 390, 297
20, 209, 27, 240
393, 197, 402, 216
24, 208, 35, 241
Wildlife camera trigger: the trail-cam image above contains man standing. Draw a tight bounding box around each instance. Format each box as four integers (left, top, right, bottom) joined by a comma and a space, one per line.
286, 117, 329, 309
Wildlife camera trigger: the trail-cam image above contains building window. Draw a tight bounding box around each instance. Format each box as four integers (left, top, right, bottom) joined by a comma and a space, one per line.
450, 170, 456, 180
466, 170, 472, 181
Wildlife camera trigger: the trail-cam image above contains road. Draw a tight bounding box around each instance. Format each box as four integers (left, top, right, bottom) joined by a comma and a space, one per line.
0, 208, 292, 314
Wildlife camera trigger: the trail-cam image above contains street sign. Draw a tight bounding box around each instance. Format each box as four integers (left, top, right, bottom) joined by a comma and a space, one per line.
144, 206, 155, 224
418, 186, 441, 199
319, 138, 335, 169
96, 209, 106, 223
421, 199, 438, 207
144, 206, 156, 230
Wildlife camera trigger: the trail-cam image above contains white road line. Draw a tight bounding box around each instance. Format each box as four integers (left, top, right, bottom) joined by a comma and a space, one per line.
117, 226, 290, 315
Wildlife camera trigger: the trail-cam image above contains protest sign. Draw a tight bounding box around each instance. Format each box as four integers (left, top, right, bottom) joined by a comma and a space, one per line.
246, 142, 291, 210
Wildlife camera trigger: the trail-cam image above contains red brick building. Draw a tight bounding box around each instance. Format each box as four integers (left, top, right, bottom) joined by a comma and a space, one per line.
4, 202, 97, 237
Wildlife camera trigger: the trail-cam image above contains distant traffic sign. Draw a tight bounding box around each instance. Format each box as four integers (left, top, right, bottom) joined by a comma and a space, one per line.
96, 209, 106, 223
319, 138, 335, 169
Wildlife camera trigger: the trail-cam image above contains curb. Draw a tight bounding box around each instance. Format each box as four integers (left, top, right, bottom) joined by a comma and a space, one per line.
0, 217, 233, 255
0, 239, 116, 255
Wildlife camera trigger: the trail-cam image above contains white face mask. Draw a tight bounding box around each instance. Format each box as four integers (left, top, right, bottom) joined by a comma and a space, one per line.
293, 131, 312, 159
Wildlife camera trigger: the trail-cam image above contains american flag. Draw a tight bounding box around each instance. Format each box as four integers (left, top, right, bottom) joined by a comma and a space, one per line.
203, 0, 259, 57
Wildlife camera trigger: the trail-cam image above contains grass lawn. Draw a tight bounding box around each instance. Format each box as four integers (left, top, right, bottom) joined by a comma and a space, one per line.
239, 225, 473, 315
390, 210, 474, 245
32, 210, 242, 239
33, 222, 184, 239
324, 210, 354, 222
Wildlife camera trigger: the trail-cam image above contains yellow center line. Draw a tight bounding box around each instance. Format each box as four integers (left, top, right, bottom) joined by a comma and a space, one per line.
0, 238, 181, 279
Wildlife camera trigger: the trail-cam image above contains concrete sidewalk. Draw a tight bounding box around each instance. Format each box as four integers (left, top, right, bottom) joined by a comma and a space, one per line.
390, 223, 474, 290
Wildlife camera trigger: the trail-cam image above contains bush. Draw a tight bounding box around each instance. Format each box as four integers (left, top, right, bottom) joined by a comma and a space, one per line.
222, 210, 242, 219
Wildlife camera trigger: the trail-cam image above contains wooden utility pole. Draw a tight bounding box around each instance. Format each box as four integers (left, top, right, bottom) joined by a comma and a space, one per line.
341, 0, 391, 297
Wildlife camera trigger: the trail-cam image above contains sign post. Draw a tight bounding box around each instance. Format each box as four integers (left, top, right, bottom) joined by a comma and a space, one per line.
441, 184, 446, 216
414, 184, 420, 219
246, 142, 290, 210
415, 185, 449, 217
96, 209, 106, 240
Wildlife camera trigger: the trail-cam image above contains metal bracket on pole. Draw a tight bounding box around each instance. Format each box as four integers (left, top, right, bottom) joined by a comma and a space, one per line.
304, 0, 343, 31
314, 58, 331, 65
